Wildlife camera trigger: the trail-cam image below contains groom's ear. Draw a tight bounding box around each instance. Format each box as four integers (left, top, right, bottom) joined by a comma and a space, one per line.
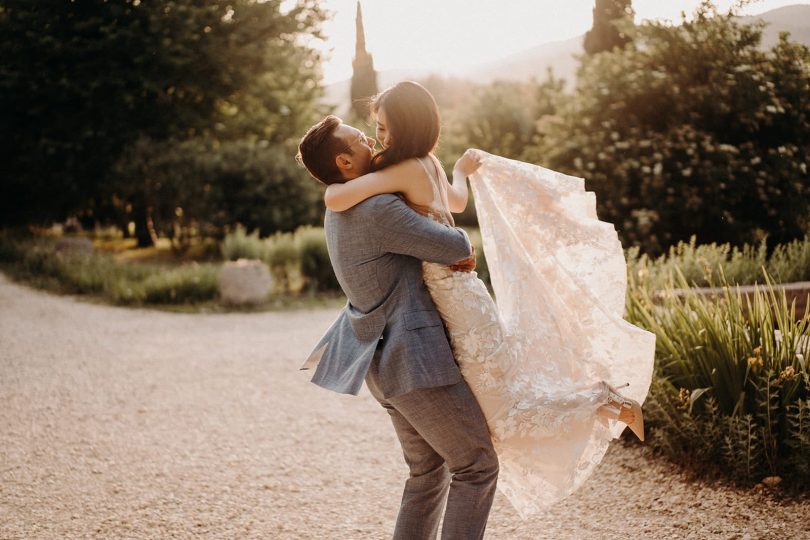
335, 153, 353, 173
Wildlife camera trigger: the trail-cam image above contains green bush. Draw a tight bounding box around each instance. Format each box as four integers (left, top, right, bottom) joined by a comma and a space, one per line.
769, 236, 810, 283
140, 264, 219, 305
1, 0, 326, 234
627, 269, 810, 487
113, 138, 325, 247
627, 234, 810, 290
221, 225, 267, 261
536, 4, 809, 254
264, 231, 300, 293
0, 234, 219, 306
295, 226, 339, 292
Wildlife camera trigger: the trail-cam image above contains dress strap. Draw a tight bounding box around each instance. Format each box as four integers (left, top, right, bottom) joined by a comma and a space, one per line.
414, 155, 454, 225
414, 156, 443, 205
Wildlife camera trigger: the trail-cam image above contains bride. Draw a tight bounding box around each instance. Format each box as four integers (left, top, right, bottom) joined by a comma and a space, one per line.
324, 81, 655, 516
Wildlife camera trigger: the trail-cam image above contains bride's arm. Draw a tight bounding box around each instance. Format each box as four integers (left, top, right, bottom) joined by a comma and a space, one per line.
324, 160, 417, 212
447, 150, 482, 213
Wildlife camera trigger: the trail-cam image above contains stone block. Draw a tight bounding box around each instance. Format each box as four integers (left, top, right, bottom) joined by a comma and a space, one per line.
219, 259, 272, 306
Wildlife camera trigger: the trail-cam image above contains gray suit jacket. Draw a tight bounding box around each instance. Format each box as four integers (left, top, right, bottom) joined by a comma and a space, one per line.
302, 194, 472, 399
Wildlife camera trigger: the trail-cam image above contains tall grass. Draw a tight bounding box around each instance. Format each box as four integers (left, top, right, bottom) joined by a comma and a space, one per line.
295, 226, 340, 292
263, 230, 301, 293
627, 268, 810, 485
627, 234, 810, 290
221, 224, 267, 261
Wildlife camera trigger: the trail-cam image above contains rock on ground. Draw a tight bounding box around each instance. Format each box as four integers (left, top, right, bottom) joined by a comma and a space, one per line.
218, 259, 272, 306
1, 273, 808, 539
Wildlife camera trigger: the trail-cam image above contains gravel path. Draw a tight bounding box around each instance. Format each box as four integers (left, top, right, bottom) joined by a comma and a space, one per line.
1, 272, 808, 539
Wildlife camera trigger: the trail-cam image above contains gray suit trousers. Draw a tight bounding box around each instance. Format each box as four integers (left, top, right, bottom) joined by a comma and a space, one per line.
366, 367, 499, 540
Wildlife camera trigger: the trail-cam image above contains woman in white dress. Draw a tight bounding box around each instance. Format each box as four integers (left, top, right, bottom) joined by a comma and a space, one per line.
325, 81, 655, 516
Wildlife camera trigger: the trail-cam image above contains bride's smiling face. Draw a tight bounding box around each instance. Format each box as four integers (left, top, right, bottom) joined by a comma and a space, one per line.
374, 107, 393, 150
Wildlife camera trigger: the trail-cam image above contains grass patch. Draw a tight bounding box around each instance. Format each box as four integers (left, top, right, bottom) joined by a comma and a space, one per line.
627, 268, 810, 488
627, 234, 810, 291
0, 232, 217, 307
0, 230, 346, 312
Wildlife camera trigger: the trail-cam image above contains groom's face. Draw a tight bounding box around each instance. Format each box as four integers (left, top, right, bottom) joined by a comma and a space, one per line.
334, 123, 376, 180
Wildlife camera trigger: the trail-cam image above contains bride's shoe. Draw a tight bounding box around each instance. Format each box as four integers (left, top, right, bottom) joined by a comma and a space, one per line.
597, 382, 645, 442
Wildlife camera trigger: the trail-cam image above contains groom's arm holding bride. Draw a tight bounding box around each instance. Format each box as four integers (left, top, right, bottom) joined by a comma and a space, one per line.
350, 193, 475, 270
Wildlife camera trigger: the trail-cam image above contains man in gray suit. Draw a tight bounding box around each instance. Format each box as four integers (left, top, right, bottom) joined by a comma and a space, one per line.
297, 115, 498, 539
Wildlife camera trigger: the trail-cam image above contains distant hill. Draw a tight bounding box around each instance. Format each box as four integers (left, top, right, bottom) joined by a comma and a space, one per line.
462, 34, 582, 86
741, 4, 810, 47
322, 4, 810, 111
462, 4, 810, 84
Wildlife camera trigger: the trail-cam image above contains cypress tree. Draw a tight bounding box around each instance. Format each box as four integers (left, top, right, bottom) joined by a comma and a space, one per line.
584, 0, 633, 55
350, 1, 378, 120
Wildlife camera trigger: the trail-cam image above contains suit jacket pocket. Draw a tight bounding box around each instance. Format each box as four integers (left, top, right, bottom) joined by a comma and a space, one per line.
404, 309, 443, 330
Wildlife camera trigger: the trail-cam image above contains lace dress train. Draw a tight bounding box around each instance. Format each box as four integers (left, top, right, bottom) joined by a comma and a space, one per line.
414, 153, 656, 517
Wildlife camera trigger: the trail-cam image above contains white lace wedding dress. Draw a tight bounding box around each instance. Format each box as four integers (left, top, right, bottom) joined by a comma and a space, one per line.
411, 152, 656, 517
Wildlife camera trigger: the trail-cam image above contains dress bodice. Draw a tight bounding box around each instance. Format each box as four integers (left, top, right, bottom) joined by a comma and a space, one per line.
406, 155, 459, 282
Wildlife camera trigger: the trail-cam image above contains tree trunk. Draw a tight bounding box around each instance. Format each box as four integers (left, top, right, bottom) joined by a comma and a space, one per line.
133, 202, 157, 248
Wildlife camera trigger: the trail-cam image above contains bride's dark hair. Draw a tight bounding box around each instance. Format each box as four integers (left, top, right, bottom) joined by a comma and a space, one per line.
370, 81, 440, 172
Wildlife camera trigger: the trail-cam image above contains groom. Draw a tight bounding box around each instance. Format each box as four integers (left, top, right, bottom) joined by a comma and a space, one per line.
297, 115, 498, 539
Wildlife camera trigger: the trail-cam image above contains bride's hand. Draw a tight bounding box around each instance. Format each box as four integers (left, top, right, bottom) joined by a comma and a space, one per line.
448, 244, 476, 273
454, 149, 482, 177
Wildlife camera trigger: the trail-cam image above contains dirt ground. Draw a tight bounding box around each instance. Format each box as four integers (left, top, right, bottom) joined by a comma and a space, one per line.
1, 273, 808, 539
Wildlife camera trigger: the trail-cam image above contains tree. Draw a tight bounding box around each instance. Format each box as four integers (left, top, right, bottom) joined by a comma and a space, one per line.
460, 82, 536, 160
113, 137, 322, 250
349, 1, 377, 120
0, 0, 325, 244
540, 4, 810, 254
584, 0, 633, 55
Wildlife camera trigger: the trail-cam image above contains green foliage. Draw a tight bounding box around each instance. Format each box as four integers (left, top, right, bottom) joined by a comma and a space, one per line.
295, 226, 340, 292
627, 269, 810, 487
456, 81, 540, 160
432, 73, 565, 227
784, 399, 810, 477
112, 138, 324, 246
262, 227, 340, 293
445, 75, 566, 163
583, 0, 633, 55
0, 234, 219, 305
626, 234, 810, 290
0, 0, 326, 235
264, 231, 301, 293
769, 236, 810, 283
539, 4, 810, 254
221, 225, 267, 261
138, 265, 220, 305
349, 3, 377, 120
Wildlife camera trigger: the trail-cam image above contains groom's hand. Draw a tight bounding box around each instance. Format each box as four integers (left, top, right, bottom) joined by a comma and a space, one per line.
448, 245, 477, 273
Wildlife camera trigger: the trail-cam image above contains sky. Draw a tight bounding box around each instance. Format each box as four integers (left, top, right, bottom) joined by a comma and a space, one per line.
298, 0, 810, 84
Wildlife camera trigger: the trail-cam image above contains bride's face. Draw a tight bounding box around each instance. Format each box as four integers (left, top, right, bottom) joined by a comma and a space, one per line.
374, 107, 393, 150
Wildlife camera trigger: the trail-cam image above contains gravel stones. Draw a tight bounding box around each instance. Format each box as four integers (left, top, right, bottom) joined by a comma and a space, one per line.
1, 273, 809, 539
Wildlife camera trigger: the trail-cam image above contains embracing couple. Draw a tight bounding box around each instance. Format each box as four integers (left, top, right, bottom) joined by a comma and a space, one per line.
297, 81, 656, 538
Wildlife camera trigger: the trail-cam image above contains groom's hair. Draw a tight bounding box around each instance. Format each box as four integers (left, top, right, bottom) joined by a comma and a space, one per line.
296, 115, 352, 185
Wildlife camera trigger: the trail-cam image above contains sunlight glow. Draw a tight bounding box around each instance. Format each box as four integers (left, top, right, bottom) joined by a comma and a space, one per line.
313, 0, 808, 83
